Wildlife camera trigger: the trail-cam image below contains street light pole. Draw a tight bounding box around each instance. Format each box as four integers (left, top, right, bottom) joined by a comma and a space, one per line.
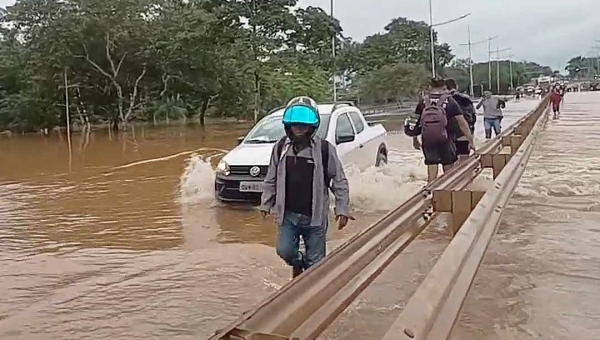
429, 0, 435, 77
331, 0, 336, 103
428, 8, 471, 79
468, 25, 474, 96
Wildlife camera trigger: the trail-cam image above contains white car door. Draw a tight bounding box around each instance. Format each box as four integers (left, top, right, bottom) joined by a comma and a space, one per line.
332, 112, 361, 169
347, 109, 378, 170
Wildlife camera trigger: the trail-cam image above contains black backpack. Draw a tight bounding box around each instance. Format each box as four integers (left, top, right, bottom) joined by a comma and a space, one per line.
452, 92, 477, 127
275, 137, 331, 189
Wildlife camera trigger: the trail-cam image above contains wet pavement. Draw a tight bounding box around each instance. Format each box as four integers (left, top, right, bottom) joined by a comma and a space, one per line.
451, 92, 600, 340
0, 98, 549, 339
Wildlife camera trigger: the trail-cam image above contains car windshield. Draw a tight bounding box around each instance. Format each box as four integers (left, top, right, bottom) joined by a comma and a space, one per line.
244, 114, 331, 143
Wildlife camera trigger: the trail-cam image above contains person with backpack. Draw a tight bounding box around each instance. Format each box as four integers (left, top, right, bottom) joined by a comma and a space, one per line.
260, 96, 352, 279
444, 78, 476, 160
476, 91, 504, 139
409, 78, 476, 183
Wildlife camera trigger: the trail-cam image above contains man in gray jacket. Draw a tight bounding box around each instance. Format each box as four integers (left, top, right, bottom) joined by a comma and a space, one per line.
477, 91, 505, 139
260, 96, 352, 278
260, 97, 353, 277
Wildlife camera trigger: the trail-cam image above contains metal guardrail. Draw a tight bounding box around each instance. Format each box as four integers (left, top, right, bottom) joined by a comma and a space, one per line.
208, 96, 550, 340
359, 102, 416, 116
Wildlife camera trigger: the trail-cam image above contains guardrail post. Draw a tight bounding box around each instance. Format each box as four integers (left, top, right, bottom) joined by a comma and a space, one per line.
480, 154, 512, 179
502, 136, 523, 155
433, 190, 485, 235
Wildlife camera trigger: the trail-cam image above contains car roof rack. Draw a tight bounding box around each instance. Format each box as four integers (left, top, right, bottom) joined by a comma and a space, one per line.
266, 101, 356, 116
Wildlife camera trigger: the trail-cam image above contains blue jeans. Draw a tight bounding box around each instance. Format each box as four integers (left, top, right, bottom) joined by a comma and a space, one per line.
484, 117, 502, 138
276, 211, 328, 270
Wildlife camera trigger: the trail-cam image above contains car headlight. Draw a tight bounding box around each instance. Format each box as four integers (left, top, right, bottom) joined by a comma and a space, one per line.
216, 160, 230, 176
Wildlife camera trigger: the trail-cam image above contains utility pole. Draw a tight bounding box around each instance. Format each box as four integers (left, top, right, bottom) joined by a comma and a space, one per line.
459, 35, 496, 96
331, 0, 336, 102
488, 38, 492, 91
508, 54, 514, 91
489, 47, 511, 94
496, 47, 503, 93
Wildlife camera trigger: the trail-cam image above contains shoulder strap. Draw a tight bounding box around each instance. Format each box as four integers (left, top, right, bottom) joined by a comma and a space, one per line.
275, 136, 331, 189
275, 136, 287, 163
436, 94, 451, 108
321, 139, 331, 189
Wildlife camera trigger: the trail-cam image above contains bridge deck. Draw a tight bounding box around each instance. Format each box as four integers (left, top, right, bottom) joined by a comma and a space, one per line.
451, 91, 600, 339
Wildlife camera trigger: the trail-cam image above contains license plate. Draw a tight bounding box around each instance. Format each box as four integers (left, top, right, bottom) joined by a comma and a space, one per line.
239, 181, 263, 192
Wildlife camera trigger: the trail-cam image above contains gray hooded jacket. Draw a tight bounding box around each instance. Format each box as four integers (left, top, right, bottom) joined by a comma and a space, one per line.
260, 136, 350, 227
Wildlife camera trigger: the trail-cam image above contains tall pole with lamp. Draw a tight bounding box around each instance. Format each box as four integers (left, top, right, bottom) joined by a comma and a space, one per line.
429, 0, 436, 77
330, 0, 336, 102
429, 9, 471, 78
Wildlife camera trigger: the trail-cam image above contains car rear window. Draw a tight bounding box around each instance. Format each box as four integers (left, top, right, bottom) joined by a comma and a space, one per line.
348, 111, 365, 133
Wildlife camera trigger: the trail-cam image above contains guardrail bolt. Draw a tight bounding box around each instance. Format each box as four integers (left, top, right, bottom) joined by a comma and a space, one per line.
404, 329, 415, 338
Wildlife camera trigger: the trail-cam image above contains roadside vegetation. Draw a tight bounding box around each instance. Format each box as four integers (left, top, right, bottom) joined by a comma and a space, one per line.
0, 0, 553, 132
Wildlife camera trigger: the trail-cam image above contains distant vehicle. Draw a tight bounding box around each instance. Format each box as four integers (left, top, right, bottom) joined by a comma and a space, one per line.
214, 102, 388, 202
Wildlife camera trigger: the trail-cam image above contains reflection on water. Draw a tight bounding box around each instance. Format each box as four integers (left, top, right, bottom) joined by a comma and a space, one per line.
0, 99, 547, 340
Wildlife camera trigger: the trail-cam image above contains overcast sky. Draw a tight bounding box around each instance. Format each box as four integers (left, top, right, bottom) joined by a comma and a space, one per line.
1, 0, 598, 71
300, 0, 600, 72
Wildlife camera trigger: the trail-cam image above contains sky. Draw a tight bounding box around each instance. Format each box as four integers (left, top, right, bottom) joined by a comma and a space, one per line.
299, 0, 600, 72
1, 0, 599, 71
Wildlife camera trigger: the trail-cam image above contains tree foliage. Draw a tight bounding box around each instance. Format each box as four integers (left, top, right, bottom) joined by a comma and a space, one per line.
357, 63, 429, 104
565, 56, 598, 78
0, 1, 553, 132
444, 58, 555, 94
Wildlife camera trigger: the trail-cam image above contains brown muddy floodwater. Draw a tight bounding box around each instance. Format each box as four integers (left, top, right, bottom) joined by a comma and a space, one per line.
0, 98, 568, 340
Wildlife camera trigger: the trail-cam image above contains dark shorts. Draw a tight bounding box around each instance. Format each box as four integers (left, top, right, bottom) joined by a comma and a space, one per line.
552, 103, 560, 112
455, 140, 470, 156
422, 142, 458, 166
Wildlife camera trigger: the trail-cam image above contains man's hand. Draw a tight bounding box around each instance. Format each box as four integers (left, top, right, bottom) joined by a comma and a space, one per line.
412, 137, 421, 150
469, 142, 477, 154
260, 210, 269, 218
335, 215, 355, 230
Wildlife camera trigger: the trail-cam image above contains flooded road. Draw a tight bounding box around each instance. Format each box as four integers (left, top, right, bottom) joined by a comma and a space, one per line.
0, 99, 541, 339
451, 92, 600, 340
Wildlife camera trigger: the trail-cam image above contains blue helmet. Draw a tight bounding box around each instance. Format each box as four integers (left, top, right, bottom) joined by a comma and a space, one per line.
282, 96, 320, 128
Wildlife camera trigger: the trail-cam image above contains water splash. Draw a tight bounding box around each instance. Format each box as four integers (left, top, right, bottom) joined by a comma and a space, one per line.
178, 155, 217, 205
347, 141, 428, 213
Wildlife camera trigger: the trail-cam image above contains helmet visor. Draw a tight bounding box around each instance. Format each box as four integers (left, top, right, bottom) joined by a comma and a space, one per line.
282, 104, 320, 127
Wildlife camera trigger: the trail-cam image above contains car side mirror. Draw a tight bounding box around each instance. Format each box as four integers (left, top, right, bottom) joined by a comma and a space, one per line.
336, 134, 355, 145
237, 136, 245, 145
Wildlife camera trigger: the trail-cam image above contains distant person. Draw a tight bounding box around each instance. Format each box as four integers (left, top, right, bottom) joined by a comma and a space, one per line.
550, 86, 562, 119
407, 78, 476, 182
445, 78, 476, 160
260, 96, 353, 279
477, 91, 504, 139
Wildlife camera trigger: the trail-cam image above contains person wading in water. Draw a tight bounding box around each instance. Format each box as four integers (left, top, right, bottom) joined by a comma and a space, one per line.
260, 96, 353, 279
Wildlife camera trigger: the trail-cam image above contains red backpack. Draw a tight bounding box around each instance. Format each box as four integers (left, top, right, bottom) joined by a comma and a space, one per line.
421, 93, 450, 146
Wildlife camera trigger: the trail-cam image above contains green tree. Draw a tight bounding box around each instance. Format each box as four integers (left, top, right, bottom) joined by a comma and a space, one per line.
357, 62, 429, 104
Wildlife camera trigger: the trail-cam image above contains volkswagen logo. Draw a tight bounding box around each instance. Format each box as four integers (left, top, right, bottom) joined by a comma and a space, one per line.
249, 166, 261, 177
